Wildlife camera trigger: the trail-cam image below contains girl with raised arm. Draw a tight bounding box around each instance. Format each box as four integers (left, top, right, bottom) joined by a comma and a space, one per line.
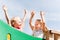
3, 5, 27, 31
29, 11, 48, 40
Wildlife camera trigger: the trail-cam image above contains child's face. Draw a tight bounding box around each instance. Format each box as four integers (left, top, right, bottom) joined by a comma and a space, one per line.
13, 18, 22, 28
35, 21, 41, 28
15, 20, 22, 26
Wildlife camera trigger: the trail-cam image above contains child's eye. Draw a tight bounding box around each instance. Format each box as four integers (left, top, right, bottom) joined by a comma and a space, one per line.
36, 24, 38, 25
16, 21, 21, 23
19, 22, 21, 23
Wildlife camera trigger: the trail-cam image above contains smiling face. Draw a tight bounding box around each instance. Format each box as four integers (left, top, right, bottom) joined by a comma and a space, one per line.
35, 19, 41, 30
14, 20, 22, 27
11, 17, 22, 29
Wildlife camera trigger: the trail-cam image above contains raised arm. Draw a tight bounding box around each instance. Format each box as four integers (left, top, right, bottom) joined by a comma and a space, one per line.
22, 9, 27, 22
40, 11, 48, 32
3, 5, 10, 25
29, 11, 35, 30
40, 11, 45, 23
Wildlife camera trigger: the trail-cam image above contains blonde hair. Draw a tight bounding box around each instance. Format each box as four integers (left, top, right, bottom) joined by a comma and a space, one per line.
11, 16, 21, 27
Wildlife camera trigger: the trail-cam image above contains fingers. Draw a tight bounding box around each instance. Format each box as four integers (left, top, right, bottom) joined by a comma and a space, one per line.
40, 11, 45, 16
24, 9, 26, 14
31, 10, 35, 17
40, 11, 43, 16
3, 5, 7, 11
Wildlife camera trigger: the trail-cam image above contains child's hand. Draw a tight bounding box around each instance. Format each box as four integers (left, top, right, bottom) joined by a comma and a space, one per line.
40, 11, 45, 16
3, 5, 7, 11
24, 9, 26, 15
31, 11, 35, 17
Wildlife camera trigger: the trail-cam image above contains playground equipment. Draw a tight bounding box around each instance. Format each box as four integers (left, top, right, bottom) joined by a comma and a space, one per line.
0, 20, 60, 40
0, 20, 43, 40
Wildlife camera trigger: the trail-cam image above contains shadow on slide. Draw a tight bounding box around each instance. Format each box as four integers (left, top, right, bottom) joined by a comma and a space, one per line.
0, 20, 43, 40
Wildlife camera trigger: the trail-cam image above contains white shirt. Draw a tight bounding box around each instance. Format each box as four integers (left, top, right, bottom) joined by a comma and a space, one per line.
33, 30, 44, 38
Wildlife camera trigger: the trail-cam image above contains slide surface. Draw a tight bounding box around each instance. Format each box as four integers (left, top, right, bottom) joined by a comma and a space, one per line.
0, 20, 43, 40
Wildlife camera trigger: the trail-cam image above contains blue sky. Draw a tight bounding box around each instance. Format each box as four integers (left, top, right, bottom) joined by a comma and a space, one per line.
0, 0, 60, 35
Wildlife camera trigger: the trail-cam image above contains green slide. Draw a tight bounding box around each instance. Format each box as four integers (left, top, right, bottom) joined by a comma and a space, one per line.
0, 20, 43, 40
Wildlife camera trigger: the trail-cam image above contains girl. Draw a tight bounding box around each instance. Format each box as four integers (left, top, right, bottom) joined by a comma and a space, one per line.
3, 5, 27, 31
29, 11, 48, 40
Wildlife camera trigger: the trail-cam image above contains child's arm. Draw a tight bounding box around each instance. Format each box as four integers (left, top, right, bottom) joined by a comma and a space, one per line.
40, 11, 50, 40
22, 9, 27, 22
40, 11, 45, 23
3, 5, 11, 25
29, 11, 34, 30
40, 11, 48, 32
